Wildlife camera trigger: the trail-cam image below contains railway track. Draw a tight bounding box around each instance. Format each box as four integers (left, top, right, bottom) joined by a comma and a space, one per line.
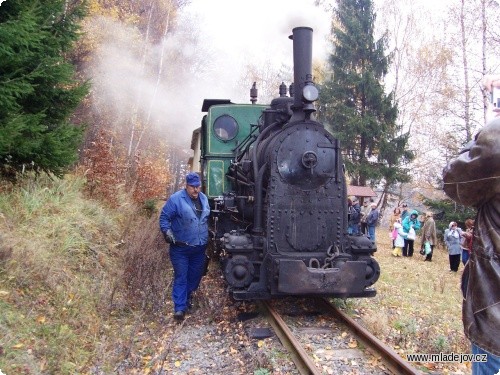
257, 298, 420, 375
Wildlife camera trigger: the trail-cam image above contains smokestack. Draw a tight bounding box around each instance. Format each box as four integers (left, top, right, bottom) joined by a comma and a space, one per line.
289, 26, 313, 120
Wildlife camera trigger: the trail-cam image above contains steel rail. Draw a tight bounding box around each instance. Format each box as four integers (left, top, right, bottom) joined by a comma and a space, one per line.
318, 298, 421, 375
259, 301, 322, 375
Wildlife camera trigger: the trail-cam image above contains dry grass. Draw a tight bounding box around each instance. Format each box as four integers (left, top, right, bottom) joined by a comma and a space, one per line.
344, 228, 471, 374
0, 174, 187, 374
0, 174, 135, 374
119, 213, 172, 313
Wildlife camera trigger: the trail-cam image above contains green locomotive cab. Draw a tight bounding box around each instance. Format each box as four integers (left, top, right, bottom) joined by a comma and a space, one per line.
191, 100, 266, 200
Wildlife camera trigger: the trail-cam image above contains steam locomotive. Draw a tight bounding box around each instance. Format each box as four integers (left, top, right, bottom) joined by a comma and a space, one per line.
189, 27, 380, 300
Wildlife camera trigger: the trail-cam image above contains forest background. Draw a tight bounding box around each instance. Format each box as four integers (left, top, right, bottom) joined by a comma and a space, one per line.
0, 0, 499, 373
2, 0, 500, 211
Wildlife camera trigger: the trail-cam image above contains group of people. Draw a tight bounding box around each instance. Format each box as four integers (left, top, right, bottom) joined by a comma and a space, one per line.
389, 204, 475, 273
348, 197, 379, 242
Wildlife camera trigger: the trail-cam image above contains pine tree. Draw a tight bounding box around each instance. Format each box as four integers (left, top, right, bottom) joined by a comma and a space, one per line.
318, 0, 413, 188
0, 0, 88, 178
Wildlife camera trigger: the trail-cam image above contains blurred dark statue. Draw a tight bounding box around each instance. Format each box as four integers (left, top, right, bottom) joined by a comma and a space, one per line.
443, 117, 500, 373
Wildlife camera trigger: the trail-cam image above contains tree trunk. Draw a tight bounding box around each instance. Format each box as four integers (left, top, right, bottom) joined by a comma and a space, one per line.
127, 1, 156, 159
460, 0, 472, 143
481, 0, 489, 123
133, 7, 172, 157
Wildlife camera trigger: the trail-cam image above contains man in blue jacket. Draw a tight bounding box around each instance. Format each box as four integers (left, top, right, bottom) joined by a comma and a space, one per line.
159, 172, 210, 320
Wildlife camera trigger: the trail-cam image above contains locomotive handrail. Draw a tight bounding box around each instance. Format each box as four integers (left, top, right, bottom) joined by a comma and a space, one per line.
225, 174, 252, 187
232, 123, 259, 156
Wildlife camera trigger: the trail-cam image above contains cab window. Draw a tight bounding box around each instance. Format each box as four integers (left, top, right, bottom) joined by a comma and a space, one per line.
213, 115, 238, 141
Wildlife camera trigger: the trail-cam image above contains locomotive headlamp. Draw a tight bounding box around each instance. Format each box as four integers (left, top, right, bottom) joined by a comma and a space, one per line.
302, 83, 319, 102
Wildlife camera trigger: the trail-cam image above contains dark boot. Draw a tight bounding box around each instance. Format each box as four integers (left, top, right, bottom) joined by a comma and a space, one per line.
174, 311, 185, 321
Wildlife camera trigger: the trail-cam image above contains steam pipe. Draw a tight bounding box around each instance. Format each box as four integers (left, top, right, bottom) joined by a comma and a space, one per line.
251, 121, 279, 233
253, 164, 267, 233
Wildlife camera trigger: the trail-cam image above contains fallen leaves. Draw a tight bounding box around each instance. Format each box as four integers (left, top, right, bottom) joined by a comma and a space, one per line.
347, 338, 358, 348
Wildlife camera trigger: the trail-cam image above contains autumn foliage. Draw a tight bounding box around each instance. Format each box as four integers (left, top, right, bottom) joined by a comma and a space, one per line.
132, 150, 171, 205
80, 129, 125, 205
80, 129, 171, 207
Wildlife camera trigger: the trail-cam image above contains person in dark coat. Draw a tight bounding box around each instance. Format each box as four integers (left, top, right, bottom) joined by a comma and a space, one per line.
365, 203, 379, 243
360, 199, 371, 235
461, 218, 475, 265
442, 75, 500, 373
400, 203, 410, 221
159, 172, 210, 320
420, 212, 437, 261
348, 197, 361, 235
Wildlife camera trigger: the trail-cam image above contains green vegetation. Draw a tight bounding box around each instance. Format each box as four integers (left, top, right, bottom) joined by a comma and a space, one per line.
434, 335, 450, 353
0, 0, 88, 178
318, 0, 414, 188
254, 368, 271, 375
0, 173, 173, 373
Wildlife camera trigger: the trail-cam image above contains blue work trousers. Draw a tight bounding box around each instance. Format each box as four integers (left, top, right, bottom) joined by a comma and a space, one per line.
348, 224, 359, 235
169, 244, 207, 313
462, 249, 470, 265
472, 343, 500, 375
368, 225, 376, 243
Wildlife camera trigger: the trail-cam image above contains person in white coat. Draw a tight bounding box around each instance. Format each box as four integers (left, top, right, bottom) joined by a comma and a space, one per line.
392, 220, 407, 257
444, 221, 463, 272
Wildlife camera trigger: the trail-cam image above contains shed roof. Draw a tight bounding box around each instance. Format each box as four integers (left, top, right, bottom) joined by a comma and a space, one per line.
347, 185, 377, 197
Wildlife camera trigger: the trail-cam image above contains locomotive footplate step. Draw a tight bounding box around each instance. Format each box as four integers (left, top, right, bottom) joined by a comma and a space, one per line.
247, 327, 274, 339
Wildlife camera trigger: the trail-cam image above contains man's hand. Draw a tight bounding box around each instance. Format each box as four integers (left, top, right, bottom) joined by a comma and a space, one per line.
163, 229, 175, 244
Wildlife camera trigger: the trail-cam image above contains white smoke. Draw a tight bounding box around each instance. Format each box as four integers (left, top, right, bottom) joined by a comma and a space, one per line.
85, 1, 332, 147
182, 0, 332, 98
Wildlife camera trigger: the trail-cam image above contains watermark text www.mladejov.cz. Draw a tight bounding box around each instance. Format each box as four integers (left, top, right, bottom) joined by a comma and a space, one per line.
407, 352, 487, 363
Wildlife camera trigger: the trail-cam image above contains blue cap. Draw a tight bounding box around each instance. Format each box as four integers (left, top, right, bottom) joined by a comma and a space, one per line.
186, 172, 201, 187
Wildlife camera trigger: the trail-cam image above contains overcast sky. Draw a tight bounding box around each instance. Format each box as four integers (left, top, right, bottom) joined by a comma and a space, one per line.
181, 0, 333, 66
